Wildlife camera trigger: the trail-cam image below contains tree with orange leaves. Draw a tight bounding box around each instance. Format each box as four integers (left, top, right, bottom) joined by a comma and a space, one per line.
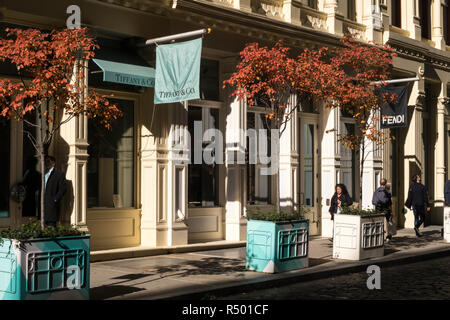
224, 34, 397, 211
0, 27, 122, 228
224, 41, 331, 212
323, 35, 397, 208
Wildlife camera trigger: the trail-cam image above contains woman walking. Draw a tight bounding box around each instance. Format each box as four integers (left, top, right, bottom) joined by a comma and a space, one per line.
329, 183, 353, 240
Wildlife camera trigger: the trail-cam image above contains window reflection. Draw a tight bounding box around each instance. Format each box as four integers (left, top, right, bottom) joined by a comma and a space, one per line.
87, 98, 134, 208
188, 106, 220, 207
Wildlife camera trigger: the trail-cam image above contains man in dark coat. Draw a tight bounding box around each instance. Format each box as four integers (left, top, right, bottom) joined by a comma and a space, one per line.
372, 178, 393, 241
405, 174, 430, 237
41, 155, 67, 227
444, 180, 450, 206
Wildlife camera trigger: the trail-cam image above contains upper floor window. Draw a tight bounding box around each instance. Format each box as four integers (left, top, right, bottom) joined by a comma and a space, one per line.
348, 0, 356, 21
419, 0, 431, 39
307, 0, 318, 9
445, 0, 450, 45
391, 0, 401, 28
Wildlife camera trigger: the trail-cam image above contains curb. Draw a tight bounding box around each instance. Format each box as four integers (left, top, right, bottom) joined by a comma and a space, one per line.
116, 244, 450, 300
91, 241, 246, 262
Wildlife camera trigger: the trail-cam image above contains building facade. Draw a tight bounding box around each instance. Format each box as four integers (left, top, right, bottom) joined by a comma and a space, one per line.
1, 0, 450, 251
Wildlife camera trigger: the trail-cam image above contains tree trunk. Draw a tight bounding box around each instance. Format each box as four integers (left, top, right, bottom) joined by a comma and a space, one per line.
359, 145, 365, 210
40, 148, 45, 229
276, 135, 280, 213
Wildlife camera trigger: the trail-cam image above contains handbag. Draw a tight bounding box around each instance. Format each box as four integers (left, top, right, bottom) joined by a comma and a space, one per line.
387, 217, 397, 236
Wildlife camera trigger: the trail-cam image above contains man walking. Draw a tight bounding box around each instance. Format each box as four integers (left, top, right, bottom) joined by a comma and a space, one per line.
405, 174, 430, 237
372, 178, 393, 242
42, 155, 67, 227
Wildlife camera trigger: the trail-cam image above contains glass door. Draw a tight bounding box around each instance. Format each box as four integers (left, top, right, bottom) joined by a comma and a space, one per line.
299, 115, 320, 235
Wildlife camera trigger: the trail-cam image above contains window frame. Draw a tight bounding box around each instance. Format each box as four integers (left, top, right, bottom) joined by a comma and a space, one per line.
187, 99, 224, 208
246, 109, 273, 206
86, 88, 141, 210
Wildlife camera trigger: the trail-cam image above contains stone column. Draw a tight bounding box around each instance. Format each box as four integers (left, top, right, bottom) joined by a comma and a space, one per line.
58, 59, 89, 232
320, 107, 340, 237
406, 0, 422, 40
224, 97, 247, 241
140, 89, 188, 247
363, 0, 383, 43
434, 94, 447, 224
432, 0, 445, 49
403, 79, 425, 228
324, 0, 343, 36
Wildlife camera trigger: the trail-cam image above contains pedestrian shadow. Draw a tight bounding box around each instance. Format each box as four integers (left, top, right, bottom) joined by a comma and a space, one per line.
151, 257, 247, 278
388, 230, 443, 249
90, 284, 146, 300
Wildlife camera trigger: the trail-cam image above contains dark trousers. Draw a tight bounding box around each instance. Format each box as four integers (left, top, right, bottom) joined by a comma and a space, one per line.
412, 206, 426, 229
45, 221, 57, 227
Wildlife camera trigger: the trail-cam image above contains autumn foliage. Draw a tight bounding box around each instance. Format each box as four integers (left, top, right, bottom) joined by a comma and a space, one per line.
225, 34, 397, 207
0, 27, 122, 227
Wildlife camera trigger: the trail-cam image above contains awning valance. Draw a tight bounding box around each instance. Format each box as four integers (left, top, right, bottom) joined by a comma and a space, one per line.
92, 58, 155, 88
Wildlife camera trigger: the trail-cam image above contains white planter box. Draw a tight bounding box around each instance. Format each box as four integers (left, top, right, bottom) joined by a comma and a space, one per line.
444, 207, 450, 243
333, 214, 385, 261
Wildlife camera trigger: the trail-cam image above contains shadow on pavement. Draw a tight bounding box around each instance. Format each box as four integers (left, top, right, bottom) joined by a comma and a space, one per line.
388, 230, 442, 250
90, 285, 146, 300
153, 257, 246, 277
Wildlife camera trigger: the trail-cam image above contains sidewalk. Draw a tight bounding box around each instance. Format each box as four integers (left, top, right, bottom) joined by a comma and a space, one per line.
89, 225, 450, 300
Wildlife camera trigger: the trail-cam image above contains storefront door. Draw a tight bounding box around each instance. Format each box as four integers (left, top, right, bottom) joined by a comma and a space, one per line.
299, 115, 320, 235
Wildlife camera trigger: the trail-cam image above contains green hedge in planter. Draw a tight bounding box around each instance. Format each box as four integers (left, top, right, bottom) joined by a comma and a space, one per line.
340, 206, 384, 217
0, 220, 83, 243
246, 206, 310, 222
0, 220, 90, 300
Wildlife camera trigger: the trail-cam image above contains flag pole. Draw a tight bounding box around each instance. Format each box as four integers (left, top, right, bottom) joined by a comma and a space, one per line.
369, 77, 420, 86
143, 28, 211, 46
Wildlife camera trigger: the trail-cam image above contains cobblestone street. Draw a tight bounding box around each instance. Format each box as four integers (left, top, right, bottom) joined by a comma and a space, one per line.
218, 256, 450, 300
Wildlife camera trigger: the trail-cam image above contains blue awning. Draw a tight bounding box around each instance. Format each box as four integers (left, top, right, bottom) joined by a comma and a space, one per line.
92, 58, 155, 88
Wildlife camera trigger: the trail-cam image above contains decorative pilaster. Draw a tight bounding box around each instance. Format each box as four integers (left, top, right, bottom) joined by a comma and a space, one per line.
140, 89, 188, 247
432, 0, 445, 49
434, 95, 447, 224
403, 79, 425, 228
223, 56, 247, 242
279, 95, 299, 212
406, 0, 422, 40
320, 106, 340, 237
58, 59, 89, 233
362, 0, 383, 43
324, 0, 343, 35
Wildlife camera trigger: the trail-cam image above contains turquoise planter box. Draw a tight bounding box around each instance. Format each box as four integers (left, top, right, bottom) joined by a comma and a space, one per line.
0, 235, 90, 300
246, 219, 309, 273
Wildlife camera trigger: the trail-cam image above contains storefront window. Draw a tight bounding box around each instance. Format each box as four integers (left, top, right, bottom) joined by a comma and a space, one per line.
247, 112, 271, 205
0, 118, 10, 217
188, 106, 220, 207
87, 98, 134, 208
